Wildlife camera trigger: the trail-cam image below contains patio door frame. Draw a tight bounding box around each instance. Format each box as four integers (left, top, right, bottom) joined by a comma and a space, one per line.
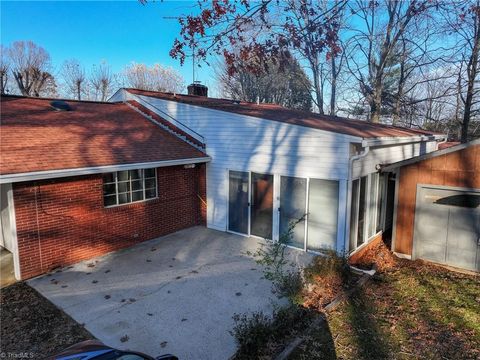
227, 169, 341, 252
226, 170, 252, 237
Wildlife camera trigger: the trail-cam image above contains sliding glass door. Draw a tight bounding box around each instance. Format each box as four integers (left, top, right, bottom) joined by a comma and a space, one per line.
251, 173, 274, 239
279, 176, 307, 248
307, 179, 339, 251
228, 171, 249, 234
227, 170, 340, 252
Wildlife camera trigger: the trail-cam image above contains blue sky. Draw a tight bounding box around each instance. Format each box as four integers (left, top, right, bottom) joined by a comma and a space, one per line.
1, 1, 218, 93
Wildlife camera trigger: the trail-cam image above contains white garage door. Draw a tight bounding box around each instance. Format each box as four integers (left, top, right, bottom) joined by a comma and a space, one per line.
413, 186, 480, 272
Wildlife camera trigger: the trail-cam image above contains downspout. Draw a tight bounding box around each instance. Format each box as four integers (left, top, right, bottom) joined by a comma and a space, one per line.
436, 136, 448, 150
344, 141, 370, 254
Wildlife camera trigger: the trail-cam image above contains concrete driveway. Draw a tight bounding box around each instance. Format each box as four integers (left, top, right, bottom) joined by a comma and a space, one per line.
29, 226, 313, 360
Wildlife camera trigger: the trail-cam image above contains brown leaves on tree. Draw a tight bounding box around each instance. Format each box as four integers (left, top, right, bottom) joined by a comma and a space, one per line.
161, 0, 346, 76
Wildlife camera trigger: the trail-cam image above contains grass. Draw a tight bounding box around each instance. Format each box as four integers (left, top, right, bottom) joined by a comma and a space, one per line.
0, 282, 94, 358
289, 260, 480, 360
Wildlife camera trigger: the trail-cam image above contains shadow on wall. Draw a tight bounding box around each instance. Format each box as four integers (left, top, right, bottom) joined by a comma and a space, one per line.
14, 164, 206, 279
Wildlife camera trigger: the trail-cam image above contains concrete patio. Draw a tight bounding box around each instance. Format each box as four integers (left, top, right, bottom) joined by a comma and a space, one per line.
29, 226, 313, 360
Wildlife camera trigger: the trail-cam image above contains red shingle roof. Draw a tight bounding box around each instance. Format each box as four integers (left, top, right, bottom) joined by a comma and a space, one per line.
0, 96, 207, 175
127, 88, 441, 139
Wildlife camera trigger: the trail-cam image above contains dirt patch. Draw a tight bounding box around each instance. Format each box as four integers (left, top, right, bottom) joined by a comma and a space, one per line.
0, 282, 94, 358
302, 254, 360, 311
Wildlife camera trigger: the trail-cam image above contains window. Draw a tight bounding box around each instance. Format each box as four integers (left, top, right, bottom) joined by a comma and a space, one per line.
103, 169, 157, 207
351, 174, 382, 252
368, 173, 379, 237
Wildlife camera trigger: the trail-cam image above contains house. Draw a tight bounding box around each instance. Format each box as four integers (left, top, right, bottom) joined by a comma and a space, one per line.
3, 87, 463, 280
0, 95, 210, 280
382, 139, 480, 272
109, 87, 446, 257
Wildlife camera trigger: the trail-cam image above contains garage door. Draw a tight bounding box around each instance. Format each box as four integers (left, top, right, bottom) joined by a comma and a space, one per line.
414, 186, 480, 272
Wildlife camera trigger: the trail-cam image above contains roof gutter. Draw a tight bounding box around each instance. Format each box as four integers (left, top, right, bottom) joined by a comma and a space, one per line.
362, 134, 446, 147
0, 157, 211, 184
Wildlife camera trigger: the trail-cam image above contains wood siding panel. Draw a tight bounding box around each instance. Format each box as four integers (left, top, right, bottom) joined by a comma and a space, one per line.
394, 144, 480, 256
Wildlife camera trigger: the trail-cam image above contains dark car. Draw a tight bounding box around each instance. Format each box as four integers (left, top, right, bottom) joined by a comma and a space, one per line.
48, 340, 178, 360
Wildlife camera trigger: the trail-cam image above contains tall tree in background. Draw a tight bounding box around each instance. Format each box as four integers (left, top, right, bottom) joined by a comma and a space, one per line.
61, 59, 86, 100
7, 41, 55, 97
123, 62, 185, 93
217, 55, 312, 111
0, 45, 9, 95
443, 1, 480, 142
90, 61, 116, 101
346, 0, 435, 123
166, 0, 346, 114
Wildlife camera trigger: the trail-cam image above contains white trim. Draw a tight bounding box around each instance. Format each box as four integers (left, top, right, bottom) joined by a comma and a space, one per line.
5, 184, 21, 280
362, 134, 445, 147
103, 168, 158, 208
381, 138, 480, 172
127, 93, 206, 146
0, 157, 211, 184
390, 169, 400, 252
393, 252, 412, 260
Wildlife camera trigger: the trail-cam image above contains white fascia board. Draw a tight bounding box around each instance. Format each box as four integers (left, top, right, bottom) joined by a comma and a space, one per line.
0, 157, 211, 184
362, 134, 446, 147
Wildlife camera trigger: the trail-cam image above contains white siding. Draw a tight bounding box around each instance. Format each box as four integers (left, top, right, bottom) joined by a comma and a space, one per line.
129, 92, 359, 247
352, 141, 438, 179
113, 89, 441, 252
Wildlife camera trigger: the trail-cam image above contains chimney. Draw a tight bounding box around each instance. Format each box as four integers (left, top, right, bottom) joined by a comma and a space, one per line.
187, 81, 208, 97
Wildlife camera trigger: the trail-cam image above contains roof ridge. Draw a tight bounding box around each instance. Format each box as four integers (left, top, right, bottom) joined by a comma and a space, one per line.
0, 94, 119, 105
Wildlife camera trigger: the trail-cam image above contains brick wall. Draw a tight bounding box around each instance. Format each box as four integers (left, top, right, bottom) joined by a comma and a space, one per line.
13, 164, 206, 279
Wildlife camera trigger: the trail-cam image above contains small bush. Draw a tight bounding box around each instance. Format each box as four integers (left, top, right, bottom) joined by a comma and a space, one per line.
304, 250, 351, 283
273, 268, 305, 303
231, 305, 312, 359
230, 311, 273, 358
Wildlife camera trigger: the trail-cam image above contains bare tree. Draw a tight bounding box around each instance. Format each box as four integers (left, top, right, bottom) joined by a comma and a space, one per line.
123, 62, 185, 93
216, 54, 312, 111
90, 61, 116, 101
0, 45, 9, 95
7, 41, 55, 97
61, 59, 86, 100
443, 1, 480, 142
346, 0, 436, 123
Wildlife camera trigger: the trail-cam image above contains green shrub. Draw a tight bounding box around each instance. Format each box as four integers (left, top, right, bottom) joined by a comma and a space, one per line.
273, 268, 305, 303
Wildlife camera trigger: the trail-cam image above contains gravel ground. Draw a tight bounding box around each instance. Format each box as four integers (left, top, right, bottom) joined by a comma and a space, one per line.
0, 282, 94, 359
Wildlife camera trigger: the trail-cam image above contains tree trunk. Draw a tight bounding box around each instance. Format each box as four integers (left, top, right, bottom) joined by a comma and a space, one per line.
370, 77, 383, 123
461, 6, 480, 143
330, 56, 337, 116
311, 63, 324, 115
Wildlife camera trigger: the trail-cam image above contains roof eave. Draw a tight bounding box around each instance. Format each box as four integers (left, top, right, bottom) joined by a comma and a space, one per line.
362, 134, 446, 147
380, 138, 480, 172
0, 156, 211, 184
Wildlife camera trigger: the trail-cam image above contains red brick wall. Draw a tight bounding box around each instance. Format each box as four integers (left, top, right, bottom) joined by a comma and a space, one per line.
394, 144, 480, 255
13, 164, 206, 279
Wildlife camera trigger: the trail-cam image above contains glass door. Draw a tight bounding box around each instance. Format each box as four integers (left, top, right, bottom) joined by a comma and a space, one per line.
279, 176, 307, 248
307, 179, 339, 251
228, 171, 250, 234
251, 173, 274, 239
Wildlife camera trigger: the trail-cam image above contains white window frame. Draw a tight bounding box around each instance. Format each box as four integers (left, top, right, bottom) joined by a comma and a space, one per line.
103, 168, 158, 208
350, 173, 384, 252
